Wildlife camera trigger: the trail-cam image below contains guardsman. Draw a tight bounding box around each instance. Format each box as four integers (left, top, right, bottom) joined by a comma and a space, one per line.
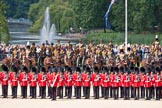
50, 67, 59, 101
28, 68, 33, 97
100, 67, 105, 98
92, 67, 100, 99
123, 68, 131, 100
140, 67, 145, 98
10, 66, 18, 98
57, 67, 65, 99
82, 67, 91, 99
130, 66, 135, 98
9, 65, 15, 96
38, 67, 47, 99
144, 68, 152, 100
74, 67, 82, 99
65, 67, 73, 99
119, 66, 124, 98
82, 65, 87, 97
113, 67, 120, 100
153, 67, 161, 100
101, 67, 110, 99
46, 66, 52, 97
133, 67, 140, 100
73, 68, 77, 97
29, 67, 37, 99
1, 65, 9, 98
19, 66, 28, 99
109, 67, 114, 98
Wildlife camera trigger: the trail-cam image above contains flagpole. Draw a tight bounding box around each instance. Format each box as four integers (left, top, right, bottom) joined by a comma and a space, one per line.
125, 0, 128, 53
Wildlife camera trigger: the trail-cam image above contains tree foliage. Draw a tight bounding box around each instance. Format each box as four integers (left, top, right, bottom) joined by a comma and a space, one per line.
28, 0, 162, 33
2, 0, 39, 18
0, 0, 10, 43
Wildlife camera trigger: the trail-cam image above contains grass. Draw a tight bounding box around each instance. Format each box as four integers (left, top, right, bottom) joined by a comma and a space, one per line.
83, 30, 162, 45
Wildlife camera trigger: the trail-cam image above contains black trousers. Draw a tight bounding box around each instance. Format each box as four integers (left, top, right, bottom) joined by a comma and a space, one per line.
22, 86, 27, 98
51, 87, 57, 100
101, 86, 104, 97
83, 86, 86, 97
76, 86, 81, 99
155, 87, 161, 100
67, 86, 72, 99
141, 86, 145, 98
134, 87, 139, 99
58, 86, 63, 99
39, 86, 41, 97
65, 86, 68, 97
145, 87, 151, 100
74, 86, 76, 97
31, 86, 36, 98
12, 86, 17, 98
131, 86, 134, 98
48, 86, 51, 97
110, 87, 113, 98
29, 86, 32, 96
113, 87, 119, 99
84, 86, 90, 99
94, 86, 99, 99
40, 86, 46, 98
124, 87, 130, 99
104, 87, 109, 99
150, 86, 155, 99
120, 87, 124, 98
2, 85, 8, 98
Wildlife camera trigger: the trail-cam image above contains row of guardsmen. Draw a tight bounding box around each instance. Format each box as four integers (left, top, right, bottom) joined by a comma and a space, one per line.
0, 64, 162, 101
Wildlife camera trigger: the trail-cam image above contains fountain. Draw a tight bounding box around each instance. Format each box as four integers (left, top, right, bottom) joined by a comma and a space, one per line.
40, 7, 57, 44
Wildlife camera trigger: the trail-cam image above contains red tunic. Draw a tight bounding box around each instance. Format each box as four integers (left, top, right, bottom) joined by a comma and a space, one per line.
153, 75, 161, 87
9, 71, 14, 82
82, 74, 91, 87
65, 74, 73, 87
82, 73, 86, 87
28, 72, 33, 84
38, 74, 47, 87
46, 72, 51, 86
110, 74, 114, 87
140, 74, 145, 86
92, 73, 100, 86
74, 74, 82, 86
123, 75, 131, 87
10, 72, 18, 86
144, 75, 152, 88
1, 72, 9, 85
133, 74, 140, 87
130, 73, 134, 86
29, 73, 37, 87
119, 73, 123, 87
113, 75, 120, 87
101, 74, 110, 87
19, 72, 28, 86
73, 73, 77, 86
58, 74, 65, 87
50, 74, 59, 87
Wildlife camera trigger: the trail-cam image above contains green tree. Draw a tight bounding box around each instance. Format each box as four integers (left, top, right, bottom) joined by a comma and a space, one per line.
0, 1, 10, 43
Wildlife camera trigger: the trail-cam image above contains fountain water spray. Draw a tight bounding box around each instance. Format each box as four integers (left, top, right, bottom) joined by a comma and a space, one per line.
40, 7, 57, 44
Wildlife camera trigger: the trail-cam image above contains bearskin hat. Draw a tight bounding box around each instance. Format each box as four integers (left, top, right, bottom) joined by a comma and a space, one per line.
31, 67, 37, 73
40, 66, 46, 73
140, 67, 145, 73
93, 66, 99, 73
2, 65, 9, 72
76, 67, 81, 73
